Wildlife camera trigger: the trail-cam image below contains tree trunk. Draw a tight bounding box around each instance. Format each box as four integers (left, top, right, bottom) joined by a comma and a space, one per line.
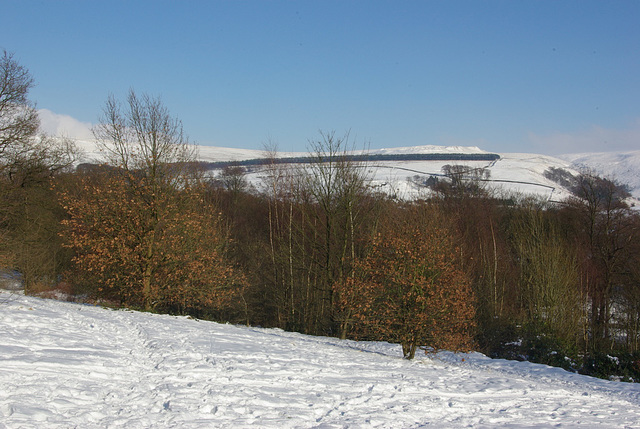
402, 341, 417, 360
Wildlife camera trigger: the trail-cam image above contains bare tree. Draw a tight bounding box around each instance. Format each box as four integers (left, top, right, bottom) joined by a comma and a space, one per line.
216, 164, 248, 195
438, 164, 491, 198
301, 131, 373, 335
569, 173, 634, 350
259, 142, 299, 329
256, 132, 376, 335
0, 51, 76, 291
0, 50, 76, 184
511, 204, 584, 347
619, 214, 640, 352
93, 89, 197, 186
0, 50, 39, 159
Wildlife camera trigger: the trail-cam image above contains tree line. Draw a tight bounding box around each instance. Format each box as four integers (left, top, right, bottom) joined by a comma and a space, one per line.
2, 51, 640, 380
197, 151, 500, 171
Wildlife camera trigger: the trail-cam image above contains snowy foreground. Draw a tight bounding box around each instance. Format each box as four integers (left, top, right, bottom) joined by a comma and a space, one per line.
2, 292, 640, 428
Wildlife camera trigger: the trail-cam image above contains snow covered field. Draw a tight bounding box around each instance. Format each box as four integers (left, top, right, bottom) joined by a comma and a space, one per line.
2, 292, 640, 428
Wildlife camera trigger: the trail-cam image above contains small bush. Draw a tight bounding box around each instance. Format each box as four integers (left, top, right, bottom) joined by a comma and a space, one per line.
520, 332, 579, 373
581, 352, 640, 382
479, 322, 524, 361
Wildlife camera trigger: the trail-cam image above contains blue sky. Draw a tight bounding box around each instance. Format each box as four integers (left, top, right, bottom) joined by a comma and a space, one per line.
2, 0, 639, 154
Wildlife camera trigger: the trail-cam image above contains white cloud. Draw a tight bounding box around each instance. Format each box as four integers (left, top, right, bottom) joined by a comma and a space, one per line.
528, 119, 640, 155
37, 109, 94, 141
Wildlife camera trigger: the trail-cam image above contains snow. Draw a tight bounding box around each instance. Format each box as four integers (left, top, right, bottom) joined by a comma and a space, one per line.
74, 140, 276, 165
73, 141, 491, 165
2, 291, 640, 428
356, 153, 578, 201
72, 139, 640, 201
364, 145, 489, 155
560, 150, 640, 199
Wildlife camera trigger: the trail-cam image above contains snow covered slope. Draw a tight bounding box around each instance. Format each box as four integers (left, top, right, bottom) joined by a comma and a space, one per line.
1, 291, 640, 428
71, 140, 595, 201
359, 151, 575, 201
560, 150, 640, 199
74, 140, 274, 165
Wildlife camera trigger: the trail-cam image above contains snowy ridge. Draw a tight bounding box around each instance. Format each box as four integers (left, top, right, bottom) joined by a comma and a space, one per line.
366, 145, 488, 155
73, 140, 490, 163
72, 139, 640, 201
1, 291, 640, 428
74, 140, 275, 165
560, 150, 640, 199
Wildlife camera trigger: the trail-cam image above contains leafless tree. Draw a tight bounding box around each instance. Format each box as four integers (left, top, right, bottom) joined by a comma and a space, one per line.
438, 164, 491, 198
511, 204, 585, 347
93, 89, 197, 187
301, 131, 373, 335
0, 50, 76, 185
569, 173, 634, 350
0, 51, 76, 291
0, 50, 39, 159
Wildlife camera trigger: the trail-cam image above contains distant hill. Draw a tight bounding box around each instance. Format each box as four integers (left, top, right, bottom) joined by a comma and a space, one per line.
559, 151, 640, 199
74, 139, 640, 203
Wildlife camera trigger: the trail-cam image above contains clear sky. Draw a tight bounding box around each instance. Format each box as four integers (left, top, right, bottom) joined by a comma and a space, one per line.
2, 0, 639, 154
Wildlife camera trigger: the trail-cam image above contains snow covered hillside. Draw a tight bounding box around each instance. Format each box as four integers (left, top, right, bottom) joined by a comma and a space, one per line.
560, 150, 640, 199
359, 151, 576, 201
2, 291, 640, 428
74, 140, 585, 201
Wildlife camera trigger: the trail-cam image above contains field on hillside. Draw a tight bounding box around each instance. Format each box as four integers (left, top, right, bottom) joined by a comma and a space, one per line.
76, 140, 587, 201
